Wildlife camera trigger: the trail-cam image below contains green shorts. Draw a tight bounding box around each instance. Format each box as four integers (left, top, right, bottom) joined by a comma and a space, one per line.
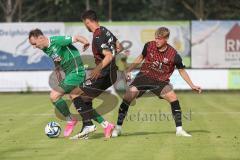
59, 71, 86, 94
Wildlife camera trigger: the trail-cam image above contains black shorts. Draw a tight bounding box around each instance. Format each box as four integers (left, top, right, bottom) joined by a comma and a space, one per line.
80, 69, 117, 99
130, 72, 173, 98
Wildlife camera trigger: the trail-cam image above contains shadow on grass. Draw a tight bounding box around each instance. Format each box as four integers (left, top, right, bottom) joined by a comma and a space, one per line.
188, 130, 211, 133
89, 129, 210, 139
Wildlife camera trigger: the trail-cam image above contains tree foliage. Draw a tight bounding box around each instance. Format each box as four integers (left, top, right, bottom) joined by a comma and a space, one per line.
0, 0, 239, 22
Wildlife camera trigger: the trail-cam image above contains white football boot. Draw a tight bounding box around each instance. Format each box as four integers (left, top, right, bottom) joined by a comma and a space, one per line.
176, 129, 192, 137
70, 125, 96, 140
111, 125, 122, 137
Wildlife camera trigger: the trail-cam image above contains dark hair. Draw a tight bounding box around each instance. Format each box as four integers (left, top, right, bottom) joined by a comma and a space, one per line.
81, 10, 98, 21
28, 28, 43, 39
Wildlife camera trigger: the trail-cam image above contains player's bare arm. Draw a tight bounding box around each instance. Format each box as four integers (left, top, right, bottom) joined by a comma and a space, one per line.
90, 49, 113, 79
125, 54, 144, 81
178, 69, 202, 93
91, 40, 122, 80
116, 40, 124, 54
72, 34, 90, 51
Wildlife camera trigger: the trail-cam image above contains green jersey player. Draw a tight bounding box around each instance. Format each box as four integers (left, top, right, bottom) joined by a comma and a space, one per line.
28, 29, 112, 138
42, 35, 86, 93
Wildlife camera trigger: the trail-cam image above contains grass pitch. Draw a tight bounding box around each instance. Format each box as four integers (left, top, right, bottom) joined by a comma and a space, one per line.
0, 92, 239, 160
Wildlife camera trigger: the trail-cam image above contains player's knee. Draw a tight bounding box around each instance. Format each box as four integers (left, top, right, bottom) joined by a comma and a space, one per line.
169, 94, 178, 102
129, 86, 138, 93
123, 92, 132, 103
50, 90, 62, 102
68, 94, 74, 100
129, 86, 139, 97
164, 91, 178, 102
124, 86, 139, 101
69, 94, 78, 100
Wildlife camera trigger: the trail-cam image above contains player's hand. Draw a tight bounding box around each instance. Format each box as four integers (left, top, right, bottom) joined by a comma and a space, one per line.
191, 85, 202, 93
125, 71, 131, 82
83, 43, 90, 52
90, 67, 101, 80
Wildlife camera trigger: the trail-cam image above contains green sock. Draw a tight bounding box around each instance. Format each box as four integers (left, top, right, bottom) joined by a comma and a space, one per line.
53, 98, 71, 117
93, 110, 105, 124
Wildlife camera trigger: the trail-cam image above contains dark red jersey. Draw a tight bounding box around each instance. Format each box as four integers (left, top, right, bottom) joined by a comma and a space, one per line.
92, 26, 118, 74
140, 41, 185, 82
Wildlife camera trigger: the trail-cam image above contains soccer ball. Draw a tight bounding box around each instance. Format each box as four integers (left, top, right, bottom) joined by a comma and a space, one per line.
45, 122, 61, 138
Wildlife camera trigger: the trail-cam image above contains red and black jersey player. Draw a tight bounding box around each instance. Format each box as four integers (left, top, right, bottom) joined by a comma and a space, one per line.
70, 10, 123, 139
112, 27, 202, 137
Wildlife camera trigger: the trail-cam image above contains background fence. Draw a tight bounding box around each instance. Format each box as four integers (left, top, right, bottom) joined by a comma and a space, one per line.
0, 21, 240, 91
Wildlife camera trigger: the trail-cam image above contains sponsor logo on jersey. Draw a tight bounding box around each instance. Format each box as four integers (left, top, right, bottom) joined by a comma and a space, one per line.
51, 53, 61, 62
106, 31, 111, 37
101, 43, 109, 49
163, 58, 169, 64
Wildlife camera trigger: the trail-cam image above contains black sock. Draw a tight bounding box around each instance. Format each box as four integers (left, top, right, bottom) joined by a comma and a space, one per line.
170, 100, 182, 127
73, 96, 93, 126
117, 100, 130, 126
84, 101, 100, 122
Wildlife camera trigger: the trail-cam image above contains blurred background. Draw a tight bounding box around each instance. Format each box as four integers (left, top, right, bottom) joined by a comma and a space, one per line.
0, 0, 240, 92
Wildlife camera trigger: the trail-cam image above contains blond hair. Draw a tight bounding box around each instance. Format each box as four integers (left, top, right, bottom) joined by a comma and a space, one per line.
155, 27, 170, 38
